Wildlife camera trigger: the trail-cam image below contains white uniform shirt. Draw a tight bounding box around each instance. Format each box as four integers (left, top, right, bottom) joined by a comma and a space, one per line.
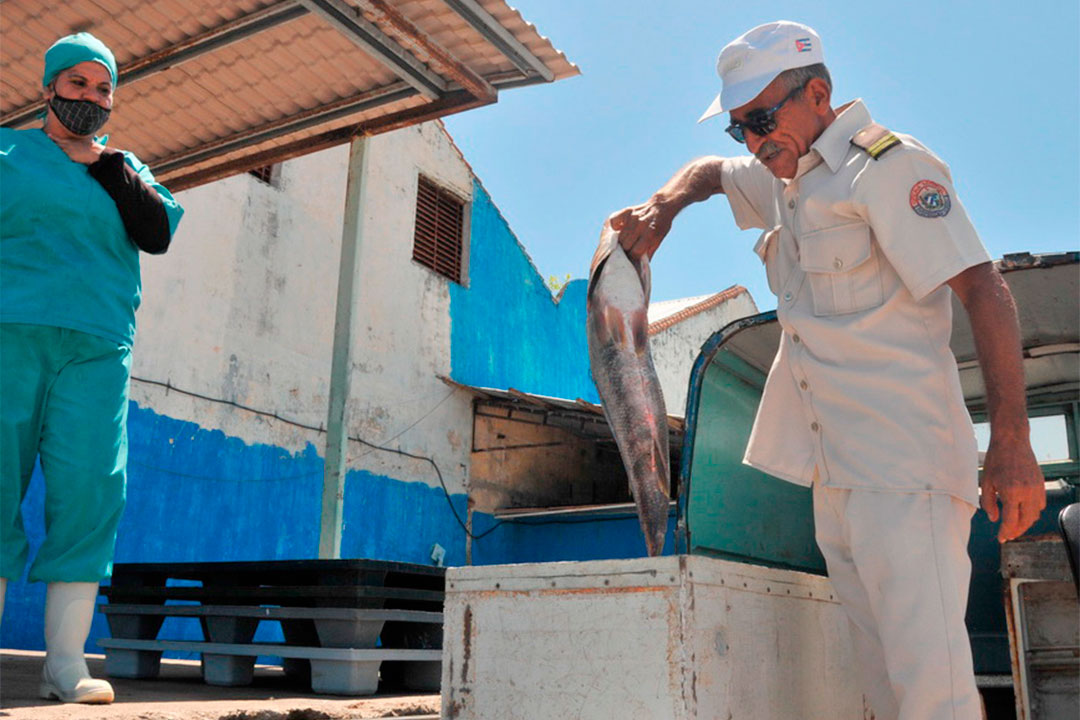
721, 100, 990, 506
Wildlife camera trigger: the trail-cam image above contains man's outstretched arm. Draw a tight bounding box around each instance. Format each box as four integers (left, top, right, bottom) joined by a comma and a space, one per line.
948, 261, 1046, 542
609, 156, 726, 261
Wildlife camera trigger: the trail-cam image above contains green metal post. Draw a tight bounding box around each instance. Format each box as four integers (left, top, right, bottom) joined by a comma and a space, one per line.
319, 134, 370, 559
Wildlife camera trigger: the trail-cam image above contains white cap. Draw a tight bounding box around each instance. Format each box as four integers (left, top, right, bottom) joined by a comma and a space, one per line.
698, 21, 824, 123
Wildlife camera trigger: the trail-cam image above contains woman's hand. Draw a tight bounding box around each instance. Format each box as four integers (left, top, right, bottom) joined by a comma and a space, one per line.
46, 132, 106, 165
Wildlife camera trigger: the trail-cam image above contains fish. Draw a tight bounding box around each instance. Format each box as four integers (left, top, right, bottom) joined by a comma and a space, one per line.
586, 222, 670, 557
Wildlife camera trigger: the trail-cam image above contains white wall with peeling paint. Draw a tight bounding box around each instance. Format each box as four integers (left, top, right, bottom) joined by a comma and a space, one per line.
649, 292, 759, 417
342, 123, 474, 490
135, 122, 476, 495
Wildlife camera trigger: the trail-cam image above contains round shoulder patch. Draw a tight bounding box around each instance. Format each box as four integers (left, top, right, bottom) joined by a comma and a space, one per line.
909, 179, 951, 218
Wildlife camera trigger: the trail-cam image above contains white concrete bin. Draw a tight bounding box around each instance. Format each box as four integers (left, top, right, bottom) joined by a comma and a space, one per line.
441, 555, 869, 719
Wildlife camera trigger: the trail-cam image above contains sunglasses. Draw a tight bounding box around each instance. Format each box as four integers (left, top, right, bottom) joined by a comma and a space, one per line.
725, 84, 807, 144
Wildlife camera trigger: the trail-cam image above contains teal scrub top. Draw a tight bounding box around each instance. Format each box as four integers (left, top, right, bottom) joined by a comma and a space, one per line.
0, 127, 184, 346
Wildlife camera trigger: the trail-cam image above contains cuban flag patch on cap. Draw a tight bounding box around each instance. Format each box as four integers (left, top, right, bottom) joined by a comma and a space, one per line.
795, 38, 813, 52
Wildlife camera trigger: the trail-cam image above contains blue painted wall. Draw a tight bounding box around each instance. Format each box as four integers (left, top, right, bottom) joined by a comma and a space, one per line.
449, 180, 599, 404
470, 512, 676, 566
0, 401, 475, 652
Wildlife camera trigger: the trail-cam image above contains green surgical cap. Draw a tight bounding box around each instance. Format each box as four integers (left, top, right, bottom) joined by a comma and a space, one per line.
42, 32, 118, 88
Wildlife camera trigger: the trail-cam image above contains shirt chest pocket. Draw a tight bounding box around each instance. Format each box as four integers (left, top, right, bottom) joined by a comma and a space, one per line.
799, 222, 884, 316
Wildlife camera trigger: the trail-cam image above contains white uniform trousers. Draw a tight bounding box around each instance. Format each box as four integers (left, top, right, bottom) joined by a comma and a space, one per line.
812, 483, 981, 720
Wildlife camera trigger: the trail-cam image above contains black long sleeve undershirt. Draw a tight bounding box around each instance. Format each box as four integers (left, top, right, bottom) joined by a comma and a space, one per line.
87, 149, 172, 254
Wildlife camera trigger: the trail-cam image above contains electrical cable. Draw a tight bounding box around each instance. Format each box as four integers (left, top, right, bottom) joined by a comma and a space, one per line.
129, 375, 638, 541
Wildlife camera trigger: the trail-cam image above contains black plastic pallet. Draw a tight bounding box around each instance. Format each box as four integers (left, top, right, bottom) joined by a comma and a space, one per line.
99, 559, 446, 695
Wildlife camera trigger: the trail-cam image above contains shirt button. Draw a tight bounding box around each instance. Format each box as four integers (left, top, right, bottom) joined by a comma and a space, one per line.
792, 334, 801, 344
833, 258, 844, 270
811, 422, 819, 432
788, 199, 796, 209
783, 291, 793, 301
800, 380, 809, 390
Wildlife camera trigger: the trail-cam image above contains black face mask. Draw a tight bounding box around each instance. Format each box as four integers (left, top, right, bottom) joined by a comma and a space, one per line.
49, 94, 111, 136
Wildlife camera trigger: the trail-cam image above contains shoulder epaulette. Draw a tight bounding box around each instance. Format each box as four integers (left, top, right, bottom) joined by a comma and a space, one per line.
850, 123, 901, 160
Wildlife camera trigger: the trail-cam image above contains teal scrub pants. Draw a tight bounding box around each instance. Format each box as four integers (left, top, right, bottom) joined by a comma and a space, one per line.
1, 324, 130, 582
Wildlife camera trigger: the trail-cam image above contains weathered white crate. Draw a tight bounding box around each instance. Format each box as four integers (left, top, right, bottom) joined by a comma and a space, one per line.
1001, 534, 1080, 720
442, 554, 869, 719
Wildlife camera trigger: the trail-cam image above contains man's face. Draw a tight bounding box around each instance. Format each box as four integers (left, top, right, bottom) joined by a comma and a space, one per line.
728, 75, 829, 180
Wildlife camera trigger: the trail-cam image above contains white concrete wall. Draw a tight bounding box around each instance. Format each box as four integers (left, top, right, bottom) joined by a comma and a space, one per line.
649, 292, 759, 417
343, 123, 474, 490
135, 122, 476, 494
134, 145, 343, 453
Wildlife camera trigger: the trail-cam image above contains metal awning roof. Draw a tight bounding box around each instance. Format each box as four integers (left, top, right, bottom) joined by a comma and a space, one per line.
438, 375, 686, 445
1, 0, 578, 191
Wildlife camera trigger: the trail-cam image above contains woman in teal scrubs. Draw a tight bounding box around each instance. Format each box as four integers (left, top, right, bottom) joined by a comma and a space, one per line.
0, 33, 184, 704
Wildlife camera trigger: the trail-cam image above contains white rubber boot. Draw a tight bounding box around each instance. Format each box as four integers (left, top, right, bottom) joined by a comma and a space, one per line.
40, 582, 114, 704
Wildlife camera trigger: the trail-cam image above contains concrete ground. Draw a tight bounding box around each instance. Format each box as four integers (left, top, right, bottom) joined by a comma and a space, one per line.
0, 651, 440, 720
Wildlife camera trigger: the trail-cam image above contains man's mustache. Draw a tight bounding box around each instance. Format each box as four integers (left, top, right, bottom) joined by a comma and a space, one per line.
756, 141, 782, 161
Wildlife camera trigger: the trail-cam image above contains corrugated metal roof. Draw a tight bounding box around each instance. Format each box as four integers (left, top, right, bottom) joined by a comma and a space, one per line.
1, 0, 577, 190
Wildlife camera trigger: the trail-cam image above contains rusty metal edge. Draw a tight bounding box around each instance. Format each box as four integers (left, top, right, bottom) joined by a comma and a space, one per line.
357, 0, 495, 102
160, 89, 487, 191
1003, 577, 1029, 720
155, 84, 417, 176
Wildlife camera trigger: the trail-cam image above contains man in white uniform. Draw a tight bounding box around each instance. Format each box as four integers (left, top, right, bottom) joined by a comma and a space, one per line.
610, 21, 1046, 720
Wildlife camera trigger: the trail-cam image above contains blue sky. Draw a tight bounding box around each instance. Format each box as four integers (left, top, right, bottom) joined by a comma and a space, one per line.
445, 1, 1079, 308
